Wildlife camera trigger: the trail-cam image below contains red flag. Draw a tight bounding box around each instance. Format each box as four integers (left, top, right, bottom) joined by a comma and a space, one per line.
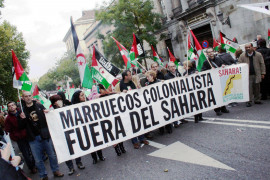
70, 84, 75, 89
190, 30, 202, 51
12, 50, 25, 80
32, 85, 39, 97
167, 47, 176, 63
268, 29, 270, 40
112, 36, 132, 68
132, 33, 139, 58
213, 38, 220, 51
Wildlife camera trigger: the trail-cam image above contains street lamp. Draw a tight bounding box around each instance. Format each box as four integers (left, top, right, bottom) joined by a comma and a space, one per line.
217, 11, 231, 28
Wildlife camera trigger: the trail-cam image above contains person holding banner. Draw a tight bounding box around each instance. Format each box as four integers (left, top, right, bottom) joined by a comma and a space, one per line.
151, 62, 165, 80
164, 62, 188, 128
202, 47, 230, 116
120, 70, 149, 149
20, 91, 64, 180
71, 90, 106, 164
5, 101, 37, 174
49, 95, 85, 176
97, 84, 126, 156
183, 61, 203, 123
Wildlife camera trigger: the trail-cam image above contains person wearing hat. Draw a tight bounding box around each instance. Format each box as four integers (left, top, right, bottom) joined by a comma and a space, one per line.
50, 95, 85, 176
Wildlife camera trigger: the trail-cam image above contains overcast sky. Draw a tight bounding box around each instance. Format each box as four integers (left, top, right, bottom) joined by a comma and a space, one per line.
1, 0, 110, 80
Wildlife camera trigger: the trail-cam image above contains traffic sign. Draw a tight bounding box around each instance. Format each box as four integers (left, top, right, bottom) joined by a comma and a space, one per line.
202, 40, 209, 48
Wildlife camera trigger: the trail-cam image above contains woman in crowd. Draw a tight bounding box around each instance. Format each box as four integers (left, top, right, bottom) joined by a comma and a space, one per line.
49, 95, 85, 176
71, 90, 105, 164
97, 84, 126, 156
183, 60, 203, 123
145, 70, 172, 135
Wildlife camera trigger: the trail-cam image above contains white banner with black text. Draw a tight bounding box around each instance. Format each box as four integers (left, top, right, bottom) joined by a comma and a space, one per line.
46, 64, 249, 163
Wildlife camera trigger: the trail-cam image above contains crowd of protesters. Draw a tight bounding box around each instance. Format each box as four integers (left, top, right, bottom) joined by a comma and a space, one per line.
0, 38, 269, 180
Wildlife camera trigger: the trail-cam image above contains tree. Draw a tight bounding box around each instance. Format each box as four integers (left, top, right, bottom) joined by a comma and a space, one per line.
0, 21, 30, 104
0, 0, 4, 8
38, 52, 82, 91
96, 0, 162, 68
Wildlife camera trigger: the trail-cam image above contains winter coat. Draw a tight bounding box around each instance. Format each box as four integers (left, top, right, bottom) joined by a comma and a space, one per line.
201, 56, 224, 71
5, 111, 27, 141
164, 70, 181, 80
256, 47, 270, 66
238, 51, 266, 83
217, 53, 236, 65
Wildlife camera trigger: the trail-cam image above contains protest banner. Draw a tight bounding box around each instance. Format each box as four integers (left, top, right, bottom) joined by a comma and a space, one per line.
45, 64, 249, 163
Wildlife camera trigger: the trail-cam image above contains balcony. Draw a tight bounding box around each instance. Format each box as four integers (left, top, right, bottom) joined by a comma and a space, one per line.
172, 6, 183, 17
188, 0, 208, 9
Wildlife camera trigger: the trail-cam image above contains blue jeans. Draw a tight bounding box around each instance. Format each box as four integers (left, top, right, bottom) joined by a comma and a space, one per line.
131, 135, 145, 144
29, 136, 59, 178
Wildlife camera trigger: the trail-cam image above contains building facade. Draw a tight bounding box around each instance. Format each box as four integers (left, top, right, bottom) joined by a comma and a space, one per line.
153, 0, 270, 63
63, 10, 96, 55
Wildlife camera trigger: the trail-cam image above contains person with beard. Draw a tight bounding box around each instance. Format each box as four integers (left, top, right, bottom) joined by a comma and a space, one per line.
71, 90, 106, 164
238, 43, 266, 107
5, 101, 37, 174
201, 47, 230, 116
49, 95, 85, 176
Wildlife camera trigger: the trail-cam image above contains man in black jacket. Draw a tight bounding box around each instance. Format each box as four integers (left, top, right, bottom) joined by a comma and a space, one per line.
217, 45, 236, 65
164, 62, 188, 128
202, 47, 230, 116
256, 39, 270, 100
20, 91, 64, 180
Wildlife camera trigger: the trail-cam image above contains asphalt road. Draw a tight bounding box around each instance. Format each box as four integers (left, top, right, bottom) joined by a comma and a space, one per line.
23, 99, 270, 180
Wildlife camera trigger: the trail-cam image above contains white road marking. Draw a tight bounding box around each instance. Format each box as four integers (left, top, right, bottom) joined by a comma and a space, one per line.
199, 121, 270, 129
202, 117, 270, 125
148, 141, 235, 171
185, 117, 270, 129
147, 140, 166, 149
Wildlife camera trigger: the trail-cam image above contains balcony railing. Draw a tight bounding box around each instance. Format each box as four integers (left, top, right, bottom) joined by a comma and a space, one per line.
188, 0, 208, 9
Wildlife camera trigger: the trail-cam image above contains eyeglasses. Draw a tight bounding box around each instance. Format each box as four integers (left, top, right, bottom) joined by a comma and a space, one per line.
152, 66, 158, 68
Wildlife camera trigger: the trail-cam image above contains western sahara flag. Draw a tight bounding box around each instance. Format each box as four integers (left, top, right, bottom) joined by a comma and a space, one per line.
112, 36, 133, 69
91, 46, 120, 89
167, 47, 178, 67
32, 85, 51, 109
187, 32, 196, 60
70, 17, 93, 89
12, 50, 32, 91
151, 45, 163, 66
213, 38, 220, 51
189, 29, 207, 72
130, 33, 145, 68
268, 29, 270, 40
220, 31, 239, 53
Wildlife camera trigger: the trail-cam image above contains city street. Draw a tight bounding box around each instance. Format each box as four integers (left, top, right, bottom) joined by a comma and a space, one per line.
25, 100, 270, 180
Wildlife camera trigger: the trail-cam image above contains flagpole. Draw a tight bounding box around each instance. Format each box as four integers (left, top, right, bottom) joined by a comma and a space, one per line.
187, 27, 213, 69
136, 61, 147, 71
186, 32, 189, 75
16, 81, 24, 113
